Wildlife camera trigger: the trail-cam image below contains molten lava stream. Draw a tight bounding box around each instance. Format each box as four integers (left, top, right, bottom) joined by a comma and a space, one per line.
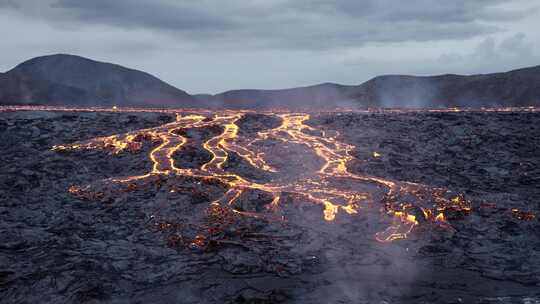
53, 110, 474, 243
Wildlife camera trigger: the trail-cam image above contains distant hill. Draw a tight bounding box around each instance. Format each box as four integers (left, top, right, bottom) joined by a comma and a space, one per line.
351, 66, 540, 108
198, 65, 540, 108
2, 54, 540, 108
199, 83, 358, 108
0, 54, 198, 107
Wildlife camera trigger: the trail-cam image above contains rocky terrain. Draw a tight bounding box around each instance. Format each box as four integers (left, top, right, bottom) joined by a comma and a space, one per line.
1, 107, 540, 303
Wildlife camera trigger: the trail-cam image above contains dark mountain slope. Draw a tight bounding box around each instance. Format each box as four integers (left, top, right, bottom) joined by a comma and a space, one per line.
202, 83, 358, 108
2, 54, 198, 107
0, 71, 92, 105
352, 65, 540, 107
198, 65, 540, 108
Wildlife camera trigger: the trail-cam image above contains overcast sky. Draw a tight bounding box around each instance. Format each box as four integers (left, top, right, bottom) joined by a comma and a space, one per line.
1, 0, 539, 94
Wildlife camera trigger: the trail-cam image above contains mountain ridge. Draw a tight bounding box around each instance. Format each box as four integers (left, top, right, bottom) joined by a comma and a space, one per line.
1, 54, 539, 108
2, 54, 198, 107
200, 65, 540, 108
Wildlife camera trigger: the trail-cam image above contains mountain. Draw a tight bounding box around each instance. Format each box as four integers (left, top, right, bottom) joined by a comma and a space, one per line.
0, 71, 92, 105
351, 66, 540, 107
0, 54, 198, 107
197, 65, 540, 108
198, 83, 358, 108
1, 54, 539, 108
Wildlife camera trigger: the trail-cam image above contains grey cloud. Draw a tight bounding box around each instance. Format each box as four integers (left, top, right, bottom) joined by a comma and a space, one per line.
50, 0, 233, 31
0, 0, 17, 8
1, 0, 532, 50
331, 33, 539, 87
438, 33, 540, 73
499, 32, 534, 56
295, 0, 515, 22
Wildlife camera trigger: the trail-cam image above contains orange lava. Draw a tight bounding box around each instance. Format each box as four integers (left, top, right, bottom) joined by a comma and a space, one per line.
47, 108, 487, 242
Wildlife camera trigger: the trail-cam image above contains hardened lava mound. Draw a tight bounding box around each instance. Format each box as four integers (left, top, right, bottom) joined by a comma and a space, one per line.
1, 106, 539, 303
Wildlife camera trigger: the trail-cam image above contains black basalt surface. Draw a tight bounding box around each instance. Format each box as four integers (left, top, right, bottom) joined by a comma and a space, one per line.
1, 110, 539, 303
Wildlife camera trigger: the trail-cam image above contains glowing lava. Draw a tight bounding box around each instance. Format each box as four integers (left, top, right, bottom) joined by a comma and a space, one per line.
51, 109, 478, 242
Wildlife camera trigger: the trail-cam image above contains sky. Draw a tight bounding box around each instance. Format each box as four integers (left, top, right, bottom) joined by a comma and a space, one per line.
0, 0, 539, 94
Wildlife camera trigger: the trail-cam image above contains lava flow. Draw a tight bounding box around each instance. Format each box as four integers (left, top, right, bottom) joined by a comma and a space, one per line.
53, 110, 474, 243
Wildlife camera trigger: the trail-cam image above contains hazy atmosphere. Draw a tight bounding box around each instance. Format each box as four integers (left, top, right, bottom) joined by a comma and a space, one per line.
1, 0, 539, 94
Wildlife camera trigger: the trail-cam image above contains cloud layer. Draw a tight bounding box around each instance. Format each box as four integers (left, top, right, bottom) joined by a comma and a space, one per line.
0, 0, 538, 93
3, 0, 532, 49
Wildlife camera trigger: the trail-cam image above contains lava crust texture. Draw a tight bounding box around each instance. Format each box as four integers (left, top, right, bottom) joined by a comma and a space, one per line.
1, 107, 539, 303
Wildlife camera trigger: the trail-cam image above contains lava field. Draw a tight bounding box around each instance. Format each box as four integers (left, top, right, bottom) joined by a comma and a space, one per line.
1, 106, 539, 303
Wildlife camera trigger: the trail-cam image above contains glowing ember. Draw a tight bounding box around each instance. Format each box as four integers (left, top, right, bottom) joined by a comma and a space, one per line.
511, 208, 536, 221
